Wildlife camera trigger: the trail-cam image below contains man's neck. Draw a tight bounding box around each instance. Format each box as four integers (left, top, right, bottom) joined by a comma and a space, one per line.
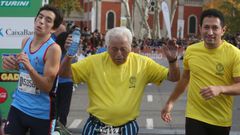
205, 40, 223, 49
32, 33, 51, 47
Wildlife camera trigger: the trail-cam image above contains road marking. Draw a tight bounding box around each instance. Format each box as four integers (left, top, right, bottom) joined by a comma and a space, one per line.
147, 95, 153, 102
146, 118, 153, 129
68, 119, 82, 129
147, 83, 152, 86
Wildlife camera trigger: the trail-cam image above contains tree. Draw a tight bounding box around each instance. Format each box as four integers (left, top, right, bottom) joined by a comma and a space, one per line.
49, 0, 83, 17
134, 0, 152, 39
152, 0, 161, 39
204, 0, 240, 34
121, 0, 134, 36
170, 0, 178, 26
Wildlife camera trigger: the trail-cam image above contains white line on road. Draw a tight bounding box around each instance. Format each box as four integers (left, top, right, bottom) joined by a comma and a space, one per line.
146, 118, 154, 129
147, 95, 153, 102
68, 119, 82, 129
147, 83, 152, 86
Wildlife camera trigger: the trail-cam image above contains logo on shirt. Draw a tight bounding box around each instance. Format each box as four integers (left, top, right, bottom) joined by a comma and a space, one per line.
215, 63, 224, 76
129, 76, 136, 88
0, 87, 8, 103
34, 56, 40, 67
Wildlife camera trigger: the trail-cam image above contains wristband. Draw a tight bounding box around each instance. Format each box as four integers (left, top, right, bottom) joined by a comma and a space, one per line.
168, 57, 178, 63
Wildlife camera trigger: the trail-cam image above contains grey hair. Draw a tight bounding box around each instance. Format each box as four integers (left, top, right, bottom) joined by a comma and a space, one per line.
105, 27, 132, 47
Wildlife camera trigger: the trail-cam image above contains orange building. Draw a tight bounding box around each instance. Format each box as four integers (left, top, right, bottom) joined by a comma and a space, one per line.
75, 0, 204, 39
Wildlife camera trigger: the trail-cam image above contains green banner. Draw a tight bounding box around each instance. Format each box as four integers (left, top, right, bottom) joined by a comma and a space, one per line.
0, 0, 42, 17
0, 49, 21, 119
0, 0, 43, 119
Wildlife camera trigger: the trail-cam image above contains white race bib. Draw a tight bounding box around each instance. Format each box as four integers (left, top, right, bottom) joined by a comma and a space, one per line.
18, 72, 40, 95
97, 126, 121, 135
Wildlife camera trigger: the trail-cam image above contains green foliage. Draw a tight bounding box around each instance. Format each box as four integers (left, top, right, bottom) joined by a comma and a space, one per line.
219, 1, 240, 34
203, 0, 240, 35
49, 0, 83, 17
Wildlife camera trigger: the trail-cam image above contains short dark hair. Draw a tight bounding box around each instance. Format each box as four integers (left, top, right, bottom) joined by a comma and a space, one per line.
35, 4, 63, 29
200, 8, 225, 27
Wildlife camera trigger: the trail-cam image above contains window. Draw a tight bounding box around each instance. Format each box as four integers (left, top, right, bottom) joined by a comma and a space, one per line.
107, 11, 115, 30
188, 15, 197, 35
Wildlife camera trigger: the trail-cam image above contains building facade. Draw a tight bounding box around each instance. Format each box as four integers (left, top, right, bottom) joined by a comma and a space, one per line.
78, 0, 204, 39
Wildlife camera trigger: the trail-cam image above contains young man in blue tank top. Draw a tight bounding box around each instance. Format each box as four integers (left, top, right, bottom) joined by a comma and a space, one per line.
2, 5, 63, 135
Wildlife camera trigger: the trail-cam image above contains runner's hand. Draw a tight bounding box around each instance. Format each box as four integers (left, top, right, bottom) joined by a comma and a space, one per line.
162, 39, 179, 62
2, 55, 18, 70
200, 86, 223, 100
161, 103, 173, 123
17, 52, 34, 71
64, 34, 72, 50
66, 34, 79, 57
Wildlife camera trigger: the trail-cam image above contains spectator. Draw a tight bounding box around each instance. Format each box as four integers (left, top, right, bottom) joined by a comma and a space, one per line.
54, 25, 77, 126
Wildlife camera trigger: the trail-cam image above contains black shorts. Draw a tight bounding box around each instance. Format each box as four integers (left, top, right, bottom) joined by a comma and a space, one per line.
4, 106, 53, 135
185, 117, 231, 135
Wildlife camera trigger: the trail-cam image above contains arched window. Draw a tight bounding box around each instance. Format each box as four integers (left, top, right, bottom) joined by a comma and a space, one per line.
106, 11, 115, 30
188, 15, 197, 35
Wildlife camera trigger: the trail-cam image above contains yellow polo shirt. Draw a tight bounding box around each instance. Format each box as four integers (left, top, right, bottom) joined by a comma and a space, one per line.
71, 52, 168, 126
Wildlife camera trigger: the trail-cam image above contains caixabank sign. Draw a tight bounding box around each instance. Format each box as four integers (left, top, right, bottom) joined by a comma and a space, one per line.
0, 22, 34, 49
0, 0, 42, 119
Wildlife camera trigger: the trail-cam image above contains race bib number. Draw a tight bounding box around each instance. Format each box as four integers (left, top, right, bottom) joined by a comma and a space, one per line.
96, 126, 121, 135
18, 72, 40, 95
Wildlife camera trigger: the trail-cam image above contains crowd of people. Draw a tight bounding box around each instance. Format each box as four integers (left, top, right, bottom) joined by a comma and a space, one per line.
1, 4, 240, 135
67, 24, 240, 61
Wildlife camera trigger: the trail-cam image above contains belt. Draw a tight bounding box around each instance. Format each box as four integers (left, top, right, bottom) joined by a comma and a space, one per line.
89, 114, 123, 128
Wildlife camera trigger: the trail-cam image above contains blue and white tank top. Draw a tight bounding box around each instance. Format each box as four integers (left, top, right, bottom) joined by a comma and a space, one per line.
12, 36, 56, 120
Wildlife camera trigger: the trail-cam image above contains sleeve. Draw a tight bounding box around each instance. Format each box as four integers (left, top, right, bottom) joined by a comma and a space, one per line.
232, 48, 240, 77
146, 58, 169, 85
71, 57, 91, 84
183, 47, 190, 70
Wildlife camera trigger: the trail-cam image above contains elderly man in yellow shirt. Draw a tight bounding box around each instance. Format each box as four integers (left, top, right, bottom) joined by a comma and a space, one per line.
59, 26, 180, 135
